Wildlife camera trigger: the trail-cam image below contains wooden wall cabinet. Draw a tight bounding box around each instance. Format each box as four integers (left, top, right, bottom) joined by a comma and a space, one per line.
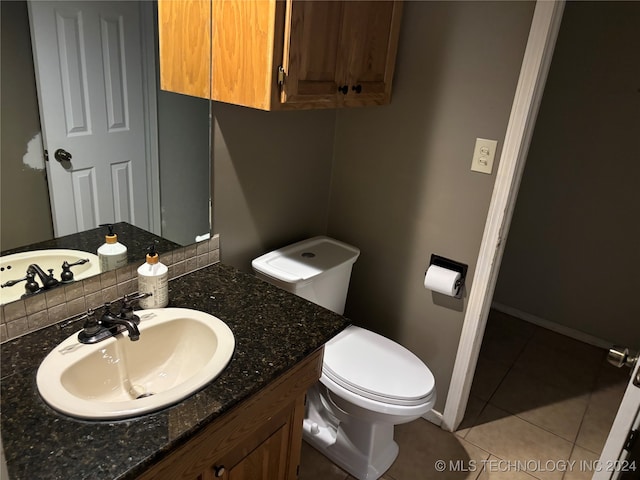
158, 0, 404, 110
137, 350, 323, 480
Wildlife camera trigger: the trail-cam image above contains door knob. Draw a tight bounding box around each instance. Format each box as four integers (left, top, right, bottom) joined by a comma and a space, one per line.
338, 85, 348, 94
54, 148, 72, 163
607, 345, 639, 369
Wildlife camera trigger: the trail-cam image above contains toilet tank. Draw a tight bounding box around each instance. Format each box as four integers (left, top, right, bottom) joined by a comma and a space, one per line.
252, 236, 360, 315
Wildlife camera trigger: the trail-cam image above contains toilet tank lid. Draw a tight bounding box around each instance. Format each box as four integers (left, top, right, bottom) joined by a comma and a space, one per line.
251, 236, 360, 284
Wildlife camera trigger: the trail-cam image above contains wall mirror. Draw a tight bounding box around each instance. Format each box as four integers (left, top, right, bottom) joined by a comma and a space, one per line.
0, 0, 212, 305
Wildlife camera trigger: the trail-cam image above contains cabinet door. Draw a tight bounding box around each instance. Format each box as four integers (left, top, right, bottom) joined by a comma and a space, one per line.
228, 424, 289, 480
212, 0, 278, 109
281, 0, 346, 106
158, 0, 211, 99
341, 1, 403, 106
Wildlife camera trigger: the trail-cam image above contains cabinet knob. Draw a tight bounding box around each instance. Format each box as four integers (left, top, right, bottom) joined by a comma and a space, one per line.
352, 84, 362, 94
213, 465, 225, 477
338, 85, 348, 94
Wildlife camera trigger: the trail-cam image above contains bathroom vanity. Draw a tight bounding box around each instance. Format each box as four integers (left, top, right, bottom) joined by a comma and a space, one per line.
0, 263, 349, 479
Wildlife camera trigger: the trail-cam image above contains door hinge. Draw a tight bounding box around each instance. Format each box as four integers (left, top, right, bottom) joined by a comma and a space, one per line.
625, 429, 638, 451
44, 149, 49, 162
277, 65, 286, 87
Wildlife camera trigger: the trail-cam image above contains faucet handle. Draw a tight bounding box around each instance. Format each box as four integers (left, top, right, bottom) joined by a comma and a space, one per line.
60, 259, 89, 283
59, 308, 96, 330
123, 292, 152, 304
82, 309, 101, 335
102, 302, 114, 316
119, 293, 151, 324
1, 271, 41, 296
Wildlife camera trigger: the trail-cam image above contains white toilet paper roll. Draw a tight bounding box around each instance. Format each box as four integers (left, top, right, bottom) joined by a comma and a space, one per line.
424, 265, 461, 297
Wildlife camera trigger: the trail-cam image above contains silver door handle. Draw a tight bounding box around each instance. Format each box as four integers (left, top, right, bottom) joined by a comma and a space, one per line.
607, 346, 639, 369
608, 346, 640, 388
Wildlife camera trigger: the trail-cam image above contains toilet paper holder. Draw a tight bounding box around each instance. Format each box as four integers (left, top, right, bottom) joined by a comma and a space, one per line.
428, 254, 468, 297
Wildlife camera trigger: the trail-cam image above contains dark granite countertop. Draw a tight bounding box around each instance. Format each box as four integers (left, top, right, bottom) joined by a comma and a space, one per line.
0, 263, 349, 480
1, 222, 182, 266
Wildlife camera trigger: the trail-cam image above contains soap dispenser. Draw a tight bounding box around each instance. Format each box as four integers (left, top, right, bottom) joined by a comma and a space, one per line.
97, 224, 128, 272
137, 244, 169, 309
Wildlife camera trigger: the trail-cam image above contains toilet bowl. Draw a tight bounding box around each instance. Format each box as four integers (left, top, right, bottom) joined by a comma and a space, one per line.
252, 237, 436, 480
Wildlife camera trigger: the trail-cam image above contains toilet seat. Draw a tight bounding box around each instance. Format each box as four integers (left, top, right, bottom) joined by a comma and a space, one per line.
322, 326, 435, 410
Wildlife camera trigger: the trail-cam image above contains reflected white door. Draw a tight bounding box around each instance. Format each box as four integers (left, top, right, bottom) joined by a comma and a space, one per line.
595, 349, 640, 480
28, 1, 151, 236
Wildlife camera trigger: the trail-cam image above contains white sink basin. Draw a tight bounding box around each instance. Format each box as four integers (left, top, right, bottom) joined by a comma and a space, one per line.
36, 308, 235, 420
0, 249, 100, 304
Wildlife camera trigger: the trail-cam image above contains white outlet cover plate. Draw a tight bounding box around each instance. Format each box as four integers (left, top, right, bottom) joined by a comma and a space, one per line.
471, 138, 498, 174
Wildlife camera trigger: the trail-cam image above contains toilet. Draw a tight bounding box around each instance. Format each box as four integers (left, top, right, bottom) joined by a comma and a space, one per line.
252, 236, 436, 480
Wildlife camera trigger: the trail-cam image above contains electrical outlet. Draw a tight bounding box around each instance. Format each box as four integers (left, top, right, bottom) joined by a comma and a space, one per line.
471, 138, 497, 174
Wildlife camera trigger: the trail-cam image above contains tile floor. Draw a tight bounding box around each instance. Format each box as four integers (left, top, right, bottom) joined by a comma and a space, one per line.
299, 309, 629, 480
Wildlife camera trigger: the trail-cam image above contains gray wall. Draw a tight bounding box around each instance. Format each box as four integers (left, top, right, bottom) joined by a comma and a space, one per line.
214, 1, 535, 412
1, 1, 53, 251
327, 1, 534, 412
158, 91, 211, 246
213, 103, 336, 268
494, 2, 640, 346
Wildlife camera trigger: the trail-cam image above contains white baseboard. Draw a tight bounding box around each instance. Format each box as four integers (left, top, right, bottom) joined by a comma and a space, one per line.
491, 302, 612, 350
422, 409, 443, 427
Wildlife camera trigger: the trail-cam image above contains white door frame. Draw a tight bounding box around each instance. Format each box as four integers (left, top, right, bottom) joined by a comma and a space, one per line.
441, 0, 566, 431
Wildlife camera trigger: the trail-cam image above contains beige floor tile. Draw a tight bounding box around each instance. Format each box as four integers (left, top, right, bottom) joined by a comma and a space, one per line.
480, 314, 533, 367
574, 374, 627, 455
563, 445, 600, 480
574, 402, 618, 455
456, 395, 487, 439
490, 366, 589, 442
589, 376, 628, 411
465, 404, 573, 480
347, 475, 395, 480
476, 455, 539, 480
528, 328, 605, 365
387, 418, 489, 480
595, 358, 631, 389
470, 356, 511, 402
514, 342, 599, 395
299, 441, 349, 480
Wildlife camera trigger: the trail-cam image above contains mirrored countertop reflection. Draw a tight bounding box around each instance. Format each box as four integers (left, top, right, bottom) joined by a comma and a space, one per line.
1, 222, 182, 271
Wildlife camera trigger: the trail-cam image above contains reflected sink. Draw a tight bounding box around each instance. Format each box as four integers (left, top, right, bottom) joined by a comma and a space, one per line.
37, 308, 235, 420
0, 249, 100, 304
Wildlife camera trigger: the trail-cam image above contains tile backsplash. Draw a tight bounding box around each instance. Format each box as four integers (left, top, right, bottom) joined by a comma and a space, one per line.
0, 234, 220, 342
